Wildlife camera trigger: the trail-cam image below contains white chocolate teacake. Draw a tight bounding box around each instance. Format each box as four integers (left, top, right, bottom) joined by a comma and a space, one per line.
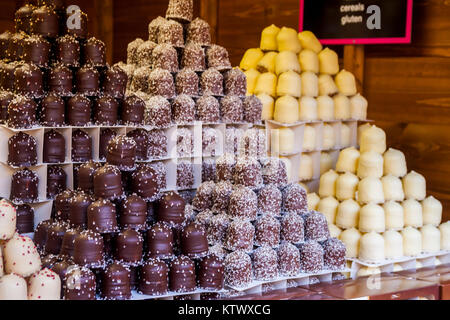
318, 74, 338, 96
271, 127, 295, 154
298, 49, 319, 73
403, 199, 424, 228
260, 24, 280, 51
357, 151, 384, 179
335, 69, 357, 96
340, 124, 352, 148
274, 95, 299, 123
240, 48, 264, 70
383, 148, 407, 177
318, 48, 339, 75
339, 228, 362, 258
318, 196, 339, 225
257, 52, 277, 74
275, 51, 301, 75
299, 96, 318, 121
307, 192, 320, 211
277, 27, 302, 53
357, 123, 372, 147
277, 70, 301, 97
336, 147, 360, 174
317, 95, 335, 121
298, 31, 322, 53
0, 200, 17, 241
350, 94, 368, 120
255, 72, 277, 97
333, 94, 351, 120
336, 199, 360, 230
422, 196, 442, 226
421, 225, 441, 253
303, 125, 316, 151
359, 232, 385, 262
244, 68, 260, 95
299, 153, 314, 181
322, 124, 335, 150
329, 224, 342, 238
383, 230, 403, 259
439, 221, 450, 250
383, 201, 404, 231
28, 268, 61, 300
301, 72, 318, 97
360, 125, 386, 154
402, 227, 422, 257
403, 171, 426, 201
336, 172, 359, 201
319, 169, 339, 198
0, 274, 28, 300
357, 177, 385, 204
258, 93, 275, 120
382, 175, 405, 202
3, 235, 42, 278
359, 203, 386, 233
320, 152, 334, 175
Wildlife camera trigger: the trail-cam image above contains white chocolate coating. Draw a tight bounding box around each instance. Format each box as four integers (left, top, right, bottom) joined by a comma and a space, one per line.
260, 24, 280, 51
301, 72, 319, 97
421, 225, 441, 253
0, 274, 27, 300
403, 199, 424, 228
336, 147, 360, 174
357, 177, 385, 204
329, 224, 342, 238
403, 171, 426, 201
357, 123, 372, 147
340, 124, 352, 148
298, 96, 318, 121
318, 48, 339, 75
357, 267, 381, 277
422, 196, 442, 227
274, 95, 299, 123
257, 52, 277, 74
28, 268, 61, 300
336, 172, 359, 201
402, 227, 422, 256
277, 70, 302, 97
336, 199, 360, 230
359, 203, 386, 233
277, 27, 302, 53
319, 169, 339, 198
255, 72, 277, 97
383, 148, 407, 178
335, 70, 357, 96
3, 235, 41, 277
318, 74, 338, 96
360, 125, 386, 154
307, 193, 320, 211
317, 95, 335, 121
357, 151, 384, 179
359, 232, 385, 262
271, 128, 295, 154
384, 230, 403, 259
350, 94, 368, 120
299, 153, 314, 180
339, 228, 362, 258
298, 31, 323, 53
0, 200, 17, 241
240, 48, 264, 70
275, 51, 301, 75
383, 201, 404, 230
258, 93, 275, 121
439, 221, 450, 250
322, 124, 335, 150
333, 94, 351, 120
382, 175, 405, 202
303, 125, 316, 151
244, 68, 260, 95
318, 196, 339, 224
298, 49, 319, 73
320, 152, 333, 175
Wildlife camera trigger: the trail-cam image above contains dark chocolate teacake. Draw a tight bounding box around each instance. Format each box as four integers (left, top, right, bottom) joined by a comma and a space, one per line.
40, 94, 66, 127
60, 227, 82, 257
71, 129, 92, 162
99, 128, 117, 160
107, 135, 137, 171
103, 65, 128, 99
76, 65, 100, 97
119, 194, 147, 230
8, 33, 26, 61
48, 64, 73, 97
0, 91, 14, 124
76, 161, 102, 193
31, 6, 60, 38
126, 129, 149, 161
47, 165, 67, 199
67, 94, 92, 126
121, 94, 145, 125
10, 168, 39, 203
53, 190, 75, 221
198, 255, 225, 290
83, 37, 106, 67
181, 222, 208, 259
73, 229, 105, 268
0, 31, 12, 60
15, 204, 35, 234
94, 95, 119, 126
101, 262, 132, 300
156, 192, 186, 227
1, 62, 22, 91
139, 258, 169, 295
15, 5, 34, 34
169, 255, 196, 293
45, 221, 69, 255
7, 96, 38, 129
115, 229, 144, 265
43, 129, 66, 164
22, 35, 51, 68
64, 266, 97, 300
68, 191, 93, 228
93, 164, 124, 200
131, 164, 160, 201
34, 219, 53, 252
8, 132, 38, 167
56, 35, 80, 67
87, 198, 119, 234
37, 0, 65, 11
146, 221, 174, 259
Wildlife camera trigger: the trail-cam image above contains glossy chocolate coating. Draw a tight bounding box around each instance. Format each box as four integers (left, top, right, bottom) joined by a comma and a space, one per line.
8, 33, 26, 61
64, 266, 96, 300
127, 129, 149, 161
146, 222, 174, 259
131, 165, 160, 201
60, 228, 82, 257
181, 222, 208, 258
15, 5, 34, 34
47, 165, 67, 199
99, 128, 117, 160
34, 219, 52, 252
43, 130, 66, 163
121, 94, 145, 125
15, 204, 35, 234
22, 35, 51, 68
31, 6, 59, 38
107, 135, 137, 171
101, 262, 132, 300
76, 66, 100, 96
0, 91, 14, 124
119, 194, 147, 230
156, 192, 186, 227
87, 198, 118, 233
103, 65, 128, 99
83, 37, 106, 67
68, 191, 93, 228
67, 94, 91, 126
198, 255, 225, 290
10, 168, 39, 203
8, 132, 38, 167
73, 230, 105, 268
0, 31, 11, 60
76, 161, 102, 193
56, 35, 80, 67
139, 259, 169, 295
94, 95, 119, 126
93, 164, 123, 200
40, 94, 66, 126
53, 190, 74, 221
49, 64, 73, 96
169, 256, 196, 293
71, 129, 92, 162
45, 221, 68, 255
115, 229, 144, 264
7, 96, 38, 129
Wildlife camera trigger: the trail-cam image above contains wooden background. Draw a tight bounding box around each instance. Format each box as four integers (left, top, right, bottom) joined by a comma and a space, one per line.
3, 0, 450, 221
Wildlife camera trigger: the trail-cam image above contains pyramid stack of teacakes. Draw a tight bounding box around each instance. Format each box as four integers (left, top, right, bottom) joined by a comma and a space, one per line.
310, 124, 449, 270
239, 26, 367, 184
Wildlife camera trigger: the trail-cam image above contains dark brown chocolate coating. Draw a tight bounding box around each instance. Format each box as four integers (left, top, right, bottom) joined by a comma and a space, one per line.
0, 31, 11, 60
7, 96, 38, 129
68, 191, 93, 228
64, 266, 96, 300
127, 129, 149, 161
87, 198, 118, 234
121, 94, 145, 125
119, 194, 147, 230
146, 222, 174, 259
8, 132, 38, 167
76, 161, 101, 193
46, 221, 68, 255
41, 254, 61, 270
139, 259, 169, 295
15, 5, 34, 34
37, 0, 65, 11
49, 64, 73, 96
131, 164, 160, 201
15, 204, 35, 234
67, 94, 92, 126
56, 35, 80, 67
34, 219, 52, 252
53, 190, 75, 221
181, 222, 208, 258
31, 6, 59, 38
107, 135, 137, 171
99, 128, 117, 160
71, 129, 92, 162
156, 192, 186, 227
94, 95, 119, 126
47, 165, 67, 199
198, 255, 224, 290
8, 33, 26, 61
83, 37, 106, 67
115, 229, 144, 264
43, 129, 66, 164
93, 164, 123, 200
0, 91, 14, 124
1, 62, 21, 91
22, 35, 51, 68
10, 168, 39, 203
60, 228, 82, 257
103, 65, 128, 99
76, 66, 100, 96
169, 256, 196, 293
101, 262, 131, 300
40, 94, 66, 127
73, 230, 105, 268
